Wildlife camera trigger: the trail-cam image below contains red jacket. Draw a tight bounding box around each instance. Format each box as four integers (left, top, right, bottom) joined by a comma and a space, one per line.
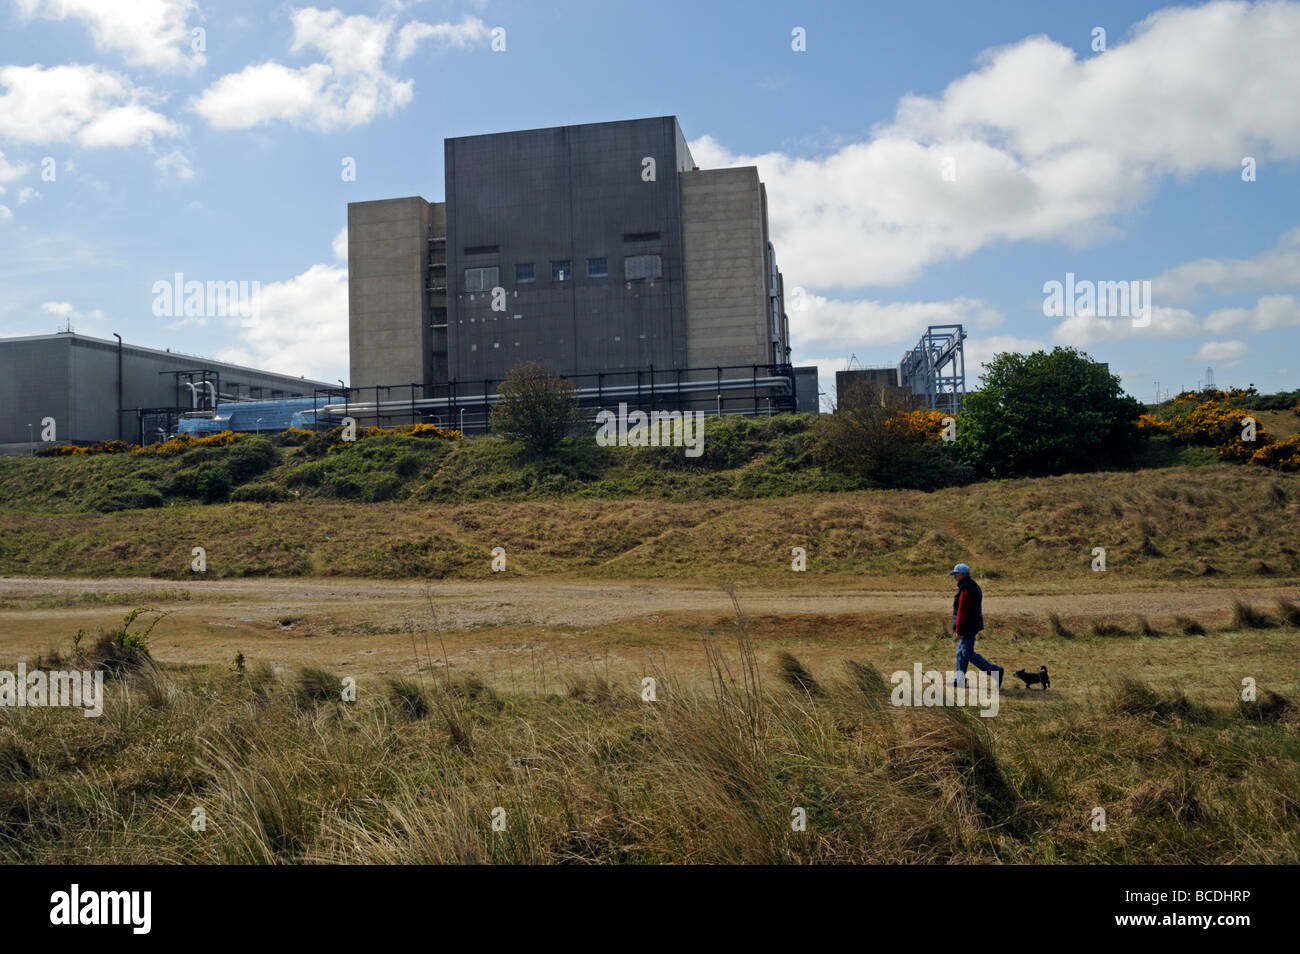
953, 579, 984, 636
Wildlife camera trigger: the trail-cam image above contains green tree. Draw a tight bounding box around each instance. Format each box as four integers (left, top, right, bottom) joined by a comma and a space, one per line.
956, 347, 1142, 478
488, 361, 579, 453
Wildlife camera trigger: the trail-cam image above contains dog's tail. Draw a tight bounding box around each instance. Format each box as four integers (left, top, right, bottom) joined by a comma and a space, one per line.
1040, 665, 1050, 690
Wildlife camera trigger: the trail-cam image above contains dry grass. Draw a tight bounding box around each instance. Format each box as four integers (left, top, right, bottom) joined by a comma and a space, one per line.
1, 465, 1298, 583
1, 610, 1296, 865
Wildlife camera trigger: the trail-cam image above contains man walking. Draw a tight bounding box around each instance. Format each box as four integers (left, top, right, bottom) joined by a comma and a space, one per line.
949, 563, 1003, 689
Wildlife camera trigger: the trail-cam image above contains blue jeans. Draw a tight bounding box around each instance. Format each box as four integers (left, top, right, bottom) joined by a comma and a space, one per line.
956, 634, 1000, 676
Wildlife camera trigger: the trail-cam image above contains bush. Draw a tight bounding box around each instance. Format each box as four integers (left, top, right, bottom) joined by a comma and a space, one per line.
811, 389, 964, 489
956, 347, 1142, 478
196, 466, 232, 503
225, 438, 279, 482
1246, 435, 1300, 472
230, 483, 289, 503
79, 608, 160, 676
1234, 388, 1300, 411
88, 479, 164, 513
273, 427, 315, 447
489, 361, 579, 453
363, 474, 404, 502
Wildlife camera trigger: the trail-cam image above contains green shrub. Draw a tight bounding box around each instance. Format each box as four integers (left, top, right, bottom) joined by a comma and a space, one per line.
489, 361, 579, 452
363, 474, 404, 502
956, 347, 1142, 478
225, 438, 279, 482
88, 480, 164, 513
231, 483, 289, 503
196, 465, 232, 503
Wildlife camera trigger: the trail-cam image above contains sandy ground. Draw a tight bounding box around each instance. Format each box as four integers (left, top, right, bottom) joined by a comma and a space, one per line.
2, 575, 1297, 689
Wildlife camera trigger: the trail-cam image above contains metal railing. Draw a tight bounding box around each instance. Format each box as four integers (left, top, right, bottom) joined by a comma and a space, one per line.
309, 363, 800, 434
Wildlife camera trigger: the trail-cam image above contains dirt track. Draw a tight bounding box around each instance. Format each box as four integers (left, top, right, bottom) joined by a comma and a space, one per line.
2, 575, 1296, 680
2, 575, 1297, 626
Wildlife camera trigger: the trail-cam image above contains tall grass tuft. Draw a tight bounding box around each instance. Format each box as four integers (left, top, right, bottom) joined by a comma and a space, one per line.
385, 677, 430, 719
1109, 677, 1212, 725
1047, 613, 1076, 639
1089, 620, 1127, 638
776, 651, 821, 696
1232, 599, 1275, 629
1275, 598, 1300, 628
294, 667, 344, 708
1238, 689, 1292, 724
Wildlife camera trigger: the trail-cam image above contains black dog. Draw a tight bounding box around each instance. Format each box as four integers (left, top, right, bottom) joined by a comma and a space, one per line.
1012, 666, 1050, 690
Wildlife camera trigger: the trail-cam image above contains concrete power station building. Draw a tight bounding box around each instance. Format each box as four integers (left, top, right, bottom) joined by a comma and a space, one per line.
346, 116, 818, 430
0, 332, 332, 454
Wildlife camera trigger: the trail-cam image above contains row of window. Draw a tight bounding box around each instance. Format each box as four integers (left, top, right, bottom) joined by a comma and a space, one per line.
464, 255, 661, 291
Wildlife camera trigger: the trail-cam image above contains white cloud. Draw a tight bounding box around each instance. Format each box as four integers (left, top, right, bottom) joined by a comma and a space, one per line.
790, 291, 1002, 356
1042, 226, 1300, 348
292, 7, 393, 76
218, 263, 348, 380
193, 62, 340, 131
154, 148, 195, 180
15, 0, 203, 71
394, 21, 437, 61
0, 152, 29, 183
1051, 306, 1201, 346
1202, 294, 1300, 334
41, 300, 105, 321
691, 1, 1300, 290
1048, 291, 1300, 347
394, 15, 489, 60
0, 205, 13, 221
0, 64, 179, 147
332, 226, 347, 262
194, 8, 484, 131
1189, 340, 1249, 366
1153, 228, 1300, 304
17, 187, 41, 204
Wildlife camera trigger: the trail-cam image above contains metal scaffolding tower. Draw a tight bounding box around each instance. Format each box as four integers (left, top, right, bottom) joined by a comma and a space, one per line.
898, 324, 967, 413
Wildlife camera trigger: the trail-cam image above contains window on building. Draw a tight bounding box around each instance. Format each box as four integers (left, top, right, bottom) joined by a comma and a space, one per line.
464, 266, 499, 292
516, 263, 535, 284
587, 257, 608, 278
624, 254, 662, 280
552, 260, 571, 281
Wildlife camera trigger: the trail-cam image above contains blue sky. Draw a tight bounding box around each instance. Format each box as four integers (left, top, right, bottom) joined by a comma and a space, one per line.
1, 0, 1297, 405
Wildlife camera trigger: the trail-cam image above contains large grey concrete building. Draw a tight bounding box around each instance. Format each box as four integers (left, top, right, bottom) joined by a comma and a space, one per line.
0, 332, 331, 453
347, 116, 817, 428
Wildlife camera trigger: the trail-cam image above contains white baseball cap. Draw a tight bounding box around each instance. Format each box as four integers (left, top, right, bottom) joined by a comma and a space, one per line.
949, 563, 971, 576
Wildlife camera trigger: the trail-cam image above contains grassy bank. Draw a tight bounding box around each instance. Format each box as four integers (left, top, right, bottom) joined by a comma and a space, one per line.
0, 463, 1295, 581
0, 414, 1233, 515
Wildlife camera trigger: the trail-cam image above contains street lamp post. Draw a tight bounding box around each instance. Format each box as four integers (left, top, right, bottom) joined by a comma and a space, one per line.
27, 423, 33, 456
255, 418, 263, 434
459, 407, 466, 433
